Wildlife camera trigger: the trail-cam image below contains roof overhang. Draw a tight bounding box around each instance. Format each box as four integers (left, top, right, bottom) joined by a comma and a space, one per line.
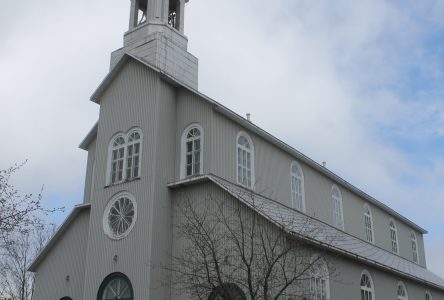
28, 203, 91, 272
79, 122, 98, 150
90, 53, 184, 104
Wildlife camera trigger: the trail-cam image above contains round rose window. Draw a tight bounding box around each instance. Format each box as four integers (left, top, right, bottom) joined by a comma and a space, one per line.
103, 193, 137, 240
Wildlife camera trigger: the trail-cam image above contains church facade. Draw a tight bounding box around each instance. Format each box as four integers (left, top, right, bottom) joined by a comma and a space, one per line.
29, 0, 444, 299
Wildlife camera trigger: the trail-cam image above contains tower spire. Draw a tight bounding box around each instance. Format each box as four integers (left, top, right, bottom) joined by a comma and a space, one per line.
111, 0, 198, 90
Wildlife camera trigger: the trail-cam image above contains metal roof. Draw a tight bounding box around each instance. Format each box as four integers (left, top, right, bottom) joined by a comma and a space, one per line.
168, 175, 444, 291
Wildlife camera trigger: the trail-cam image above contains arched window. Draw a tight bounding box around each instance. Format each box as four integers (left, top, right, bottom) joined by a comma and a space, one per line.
360, 270, 374, 300
309, 256, 330, 300
397, 282, 408, 300
290, 161, 305, 212
364, 204, 374, 244
425, 291, 433, 300
110, 135, 126, 184
181, 124, 203, 178
97, 273, 133, 300
60, 298, 73, 300
331, 185, 344, 230
107, 129, 143, 185
208, 283, 246, 300
236, 132, 254, 189
390, 219, 399, 254
411, 232, 419, 263
126, 130, 141, 180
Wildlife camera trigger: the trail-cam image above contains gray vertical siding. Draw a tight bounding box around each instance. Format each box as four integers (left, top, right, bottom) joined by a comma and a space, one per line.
331, 256, 444, 299
83, 139, 96, 203
32, 210, 90, 300
175, 88, 214, 181
208, 109, 425, 266
148, 79, 177, 299
82, 60, 165, 299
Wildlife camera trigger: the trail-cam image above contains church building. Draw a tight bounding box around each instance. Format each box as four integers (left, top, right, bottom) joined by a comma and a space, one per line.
29, 0, 444, 299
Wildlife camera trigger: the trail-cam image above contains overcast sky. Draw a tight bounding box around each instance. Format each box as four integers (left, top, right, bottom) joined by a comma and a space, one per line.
1, 0, 444, 278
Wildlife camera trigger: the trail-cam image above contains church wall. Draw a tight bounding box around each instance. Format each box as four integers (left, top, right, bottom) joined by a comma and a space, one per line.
82, 60, 168, 299
191, 105, 426, 266
175, 88, 215, 181
148, 78, 178, 299
83, 138, 96, 204
32, 210, 90, 300
331, 256, 444, 299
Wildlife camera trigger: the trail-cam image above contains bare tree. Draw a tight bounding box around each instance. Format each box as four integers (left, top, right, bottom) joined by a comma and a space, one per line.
0, 162, 61, 242
169, 190, 338, 300
0, 162, 61, 300
0, 224, 54, 300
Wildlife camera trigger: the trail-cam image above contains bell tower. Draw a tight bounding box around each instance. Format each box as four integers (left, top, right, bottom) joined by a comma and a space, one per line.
111, 0, 198, 90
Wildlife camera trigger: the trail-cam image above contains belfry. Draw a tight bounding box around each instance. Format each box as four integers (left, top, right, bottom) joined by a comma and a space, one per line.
111, 0, 198, 89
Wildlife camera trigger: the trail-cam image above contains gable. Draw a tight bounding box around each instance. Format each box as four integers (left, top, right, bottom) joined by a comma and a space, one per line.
29, 204, 91, 272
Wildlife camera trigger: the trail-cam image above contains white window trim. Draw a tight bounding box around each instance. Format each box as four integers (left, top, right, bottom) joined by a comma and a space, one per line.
126, 127, 143, 180
411, 231, 419, 264
425, 290, 433, 300
102, 191, 138, 240
106, 132, 126, 185
331, 185, 344, 230
180, 123, 204, 179
290, 161, 305, 212
106, 128, 143, 185
390, 218, 399, 254
397, 281, 408, 300
236, 131, 255, 190
309, 255, 330, 300
360, 270, 375, 300
363, 204, 375, 244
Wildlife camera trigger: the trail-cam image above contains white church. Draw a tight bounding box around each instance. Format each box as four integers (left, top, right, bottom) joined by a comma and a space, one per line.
29, 0, 444, 299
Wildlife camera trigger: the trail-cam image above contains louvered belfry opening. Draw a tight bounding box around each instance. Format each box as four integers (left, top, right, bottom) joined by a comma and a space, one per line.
129, 0, 148, 29
168, 0, 179, 29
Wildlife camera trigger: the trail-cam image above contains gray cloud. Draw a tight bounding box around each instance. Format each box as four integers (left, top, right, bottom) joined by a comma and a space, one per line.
1, 0, 444, 277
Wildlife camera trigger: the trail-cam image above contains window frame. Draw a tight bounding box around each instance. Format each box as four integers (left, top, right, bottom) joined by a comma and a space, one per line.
389, 219, 399, 254
290, 161, 305, 212
331, 185, 344, 230
360, 270, 375, 300
180, 123, 204, 179
425, 290, 432, 300
309, 255, 330, 300
397, 281, 408, 300
411, 231, 419, 264
363, 204, 375, 244
97, 272, 134, 300
107, 133, 126, 185
236, 131, 255, 190
106, 128, 143, 185
102, 192, 138, 240
125, 128, 143, 181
